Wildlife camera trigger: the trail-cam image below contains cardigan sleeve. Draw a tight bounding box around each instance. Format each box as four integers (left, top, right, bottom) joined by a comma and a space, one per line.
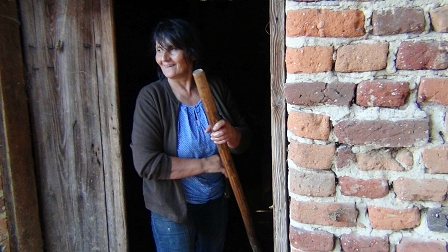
130, 84, 172, 180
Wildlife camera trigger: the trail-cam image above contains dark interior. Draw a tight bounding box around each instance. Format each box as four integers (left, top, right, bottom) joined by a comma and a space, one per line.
114, 0, 272, 250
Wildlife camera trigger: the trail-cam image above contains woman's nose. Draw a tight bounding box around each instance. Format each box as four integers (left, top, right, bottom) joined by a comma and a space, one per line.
161, 50, 170, 61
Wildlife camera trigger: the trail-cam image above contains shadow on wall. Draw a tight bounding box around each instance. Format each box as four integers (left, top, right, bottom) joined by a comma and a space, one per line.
114, 0, 272, 251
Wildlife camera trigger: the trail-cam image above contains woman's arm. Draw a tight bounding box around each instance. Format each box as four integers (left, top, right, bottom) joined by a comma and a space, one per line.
131, 84, 174, 180
169, 155, 226, 179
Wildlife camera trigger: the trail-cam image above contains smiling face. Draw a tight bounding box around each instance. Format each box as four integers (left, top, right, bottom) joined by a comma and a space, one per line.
155, 41, 194, 81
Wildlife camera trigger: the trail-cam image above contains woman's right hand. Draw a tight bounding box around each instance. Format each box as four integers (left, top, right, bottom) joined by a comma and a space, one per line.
203, 154, 227, 177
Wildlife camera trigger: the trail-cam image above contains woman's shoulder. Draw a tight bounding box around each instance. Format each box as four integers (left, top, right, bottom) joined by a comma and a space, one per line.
140, 78, 167, 92
137, 78, 169, 98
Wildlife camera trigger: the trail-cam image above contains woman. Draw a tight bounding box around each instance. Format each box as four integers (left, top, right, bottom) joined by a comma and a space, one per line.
131, 19, 251, 252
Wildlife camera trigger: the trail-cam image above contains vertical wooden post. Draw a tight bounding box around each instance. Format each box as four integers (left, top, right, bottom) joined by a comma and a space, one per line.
0, 1, 44, 251
269, 0, 288, 251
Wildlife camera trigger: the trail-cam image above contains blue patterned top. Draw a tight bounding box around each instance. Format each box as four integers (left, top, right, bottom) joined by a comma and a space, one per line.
177, 100, 224, 204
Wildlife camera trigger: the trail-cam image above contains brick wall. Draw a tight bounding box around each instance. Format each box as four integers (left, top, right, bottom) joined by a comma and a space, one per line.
285, 0, 448, 251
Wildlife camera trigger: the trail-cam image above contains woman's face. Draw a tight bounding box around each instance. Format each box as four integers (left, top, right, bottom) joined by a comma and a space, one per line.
155, 41, 193, 81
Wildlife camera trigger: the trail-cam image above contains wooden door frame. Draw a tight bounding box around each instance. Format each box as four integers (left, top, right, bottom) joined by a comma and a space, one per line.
270, 0, 288, 251
0, 1, 43, 251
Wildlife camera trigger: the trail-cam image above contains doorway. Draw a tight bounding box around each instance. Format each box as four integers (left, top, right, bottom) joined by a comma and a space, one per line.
114, 0, 272, 250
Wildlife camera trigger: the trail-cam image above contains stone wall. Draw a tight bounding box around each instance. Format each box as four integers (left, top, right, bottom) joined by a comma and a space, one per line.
285, 0, 448, 251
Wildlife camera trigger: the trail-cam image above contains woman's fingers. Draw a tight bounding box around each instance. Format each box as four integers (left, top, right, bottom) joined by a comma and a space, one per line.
203, 155, 227, 176
205, 119, 240, 148
212, 119, 226, 131
210, 120, 230, 139
207, 119, 241, 148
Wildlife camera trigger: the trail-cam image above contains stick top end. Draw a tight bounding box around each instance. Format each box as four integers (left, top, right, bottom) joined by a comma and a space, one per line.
192, 68, 204, 76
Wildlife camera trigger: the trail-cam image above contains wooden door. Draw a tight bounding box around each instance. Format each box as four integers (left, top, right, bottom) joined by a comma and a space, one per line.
18, 0, 126, 251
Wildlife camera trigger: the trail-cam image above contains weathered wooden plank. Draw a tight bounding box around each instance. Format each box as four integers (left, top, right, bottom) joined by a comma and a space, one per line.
18, 0, 126, 251
269, 0, 288, 251
0, 0, 44, 251
92, 1, 128, 250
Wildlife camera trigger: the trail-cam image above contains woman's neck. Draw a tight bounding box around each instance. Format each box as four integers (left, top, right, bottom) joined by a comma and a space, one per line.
168, 77, 200, 105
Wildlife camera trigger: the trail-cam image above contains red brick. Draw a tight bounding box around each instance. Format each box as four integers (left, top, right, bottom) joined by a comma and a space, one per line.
357, 151, 405, 171
339, 176, 389, 199
290, 169, 335, 197
285, 46, 333, 73
396, 41, 448, 70
341, 234, 389, 252
285, 82, 326, 106
286, 9, 365, 37
394, 177, 447, 202
291, 199, 357, 227
430, 6, 448, 32
396, 237, 446, 252
334, 119, 429, 147
372, 8, 425, 35
336, 145, 356, 169
368, 206, 420, 230
289, 227, 334, 251
285, 82, 356, 106
335, 43, 389, 72
287, 111, 331, 140
356, 80, 410, 107
423, 145, 448, 174
418, 78, 448, 105
395, 149, 414, 168
288, 141, 335, 170
323, 82, 356, 106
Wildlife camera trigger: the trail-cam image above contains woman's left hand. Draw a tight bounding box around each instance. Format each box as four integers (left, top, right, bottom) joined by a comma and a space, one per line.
206, 119, 241, 148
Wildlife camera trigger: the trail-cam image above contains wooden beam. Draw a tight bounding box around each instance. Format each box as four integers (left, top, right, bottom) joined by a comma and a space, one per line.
0, 0, 44, 251
269, 0, 288, 251
92, 1, 128, 250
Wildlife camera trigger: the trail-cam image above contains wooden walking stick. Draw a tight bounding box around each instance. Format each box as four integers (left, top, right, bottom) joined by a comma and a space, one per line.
193, 69, 262, 252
